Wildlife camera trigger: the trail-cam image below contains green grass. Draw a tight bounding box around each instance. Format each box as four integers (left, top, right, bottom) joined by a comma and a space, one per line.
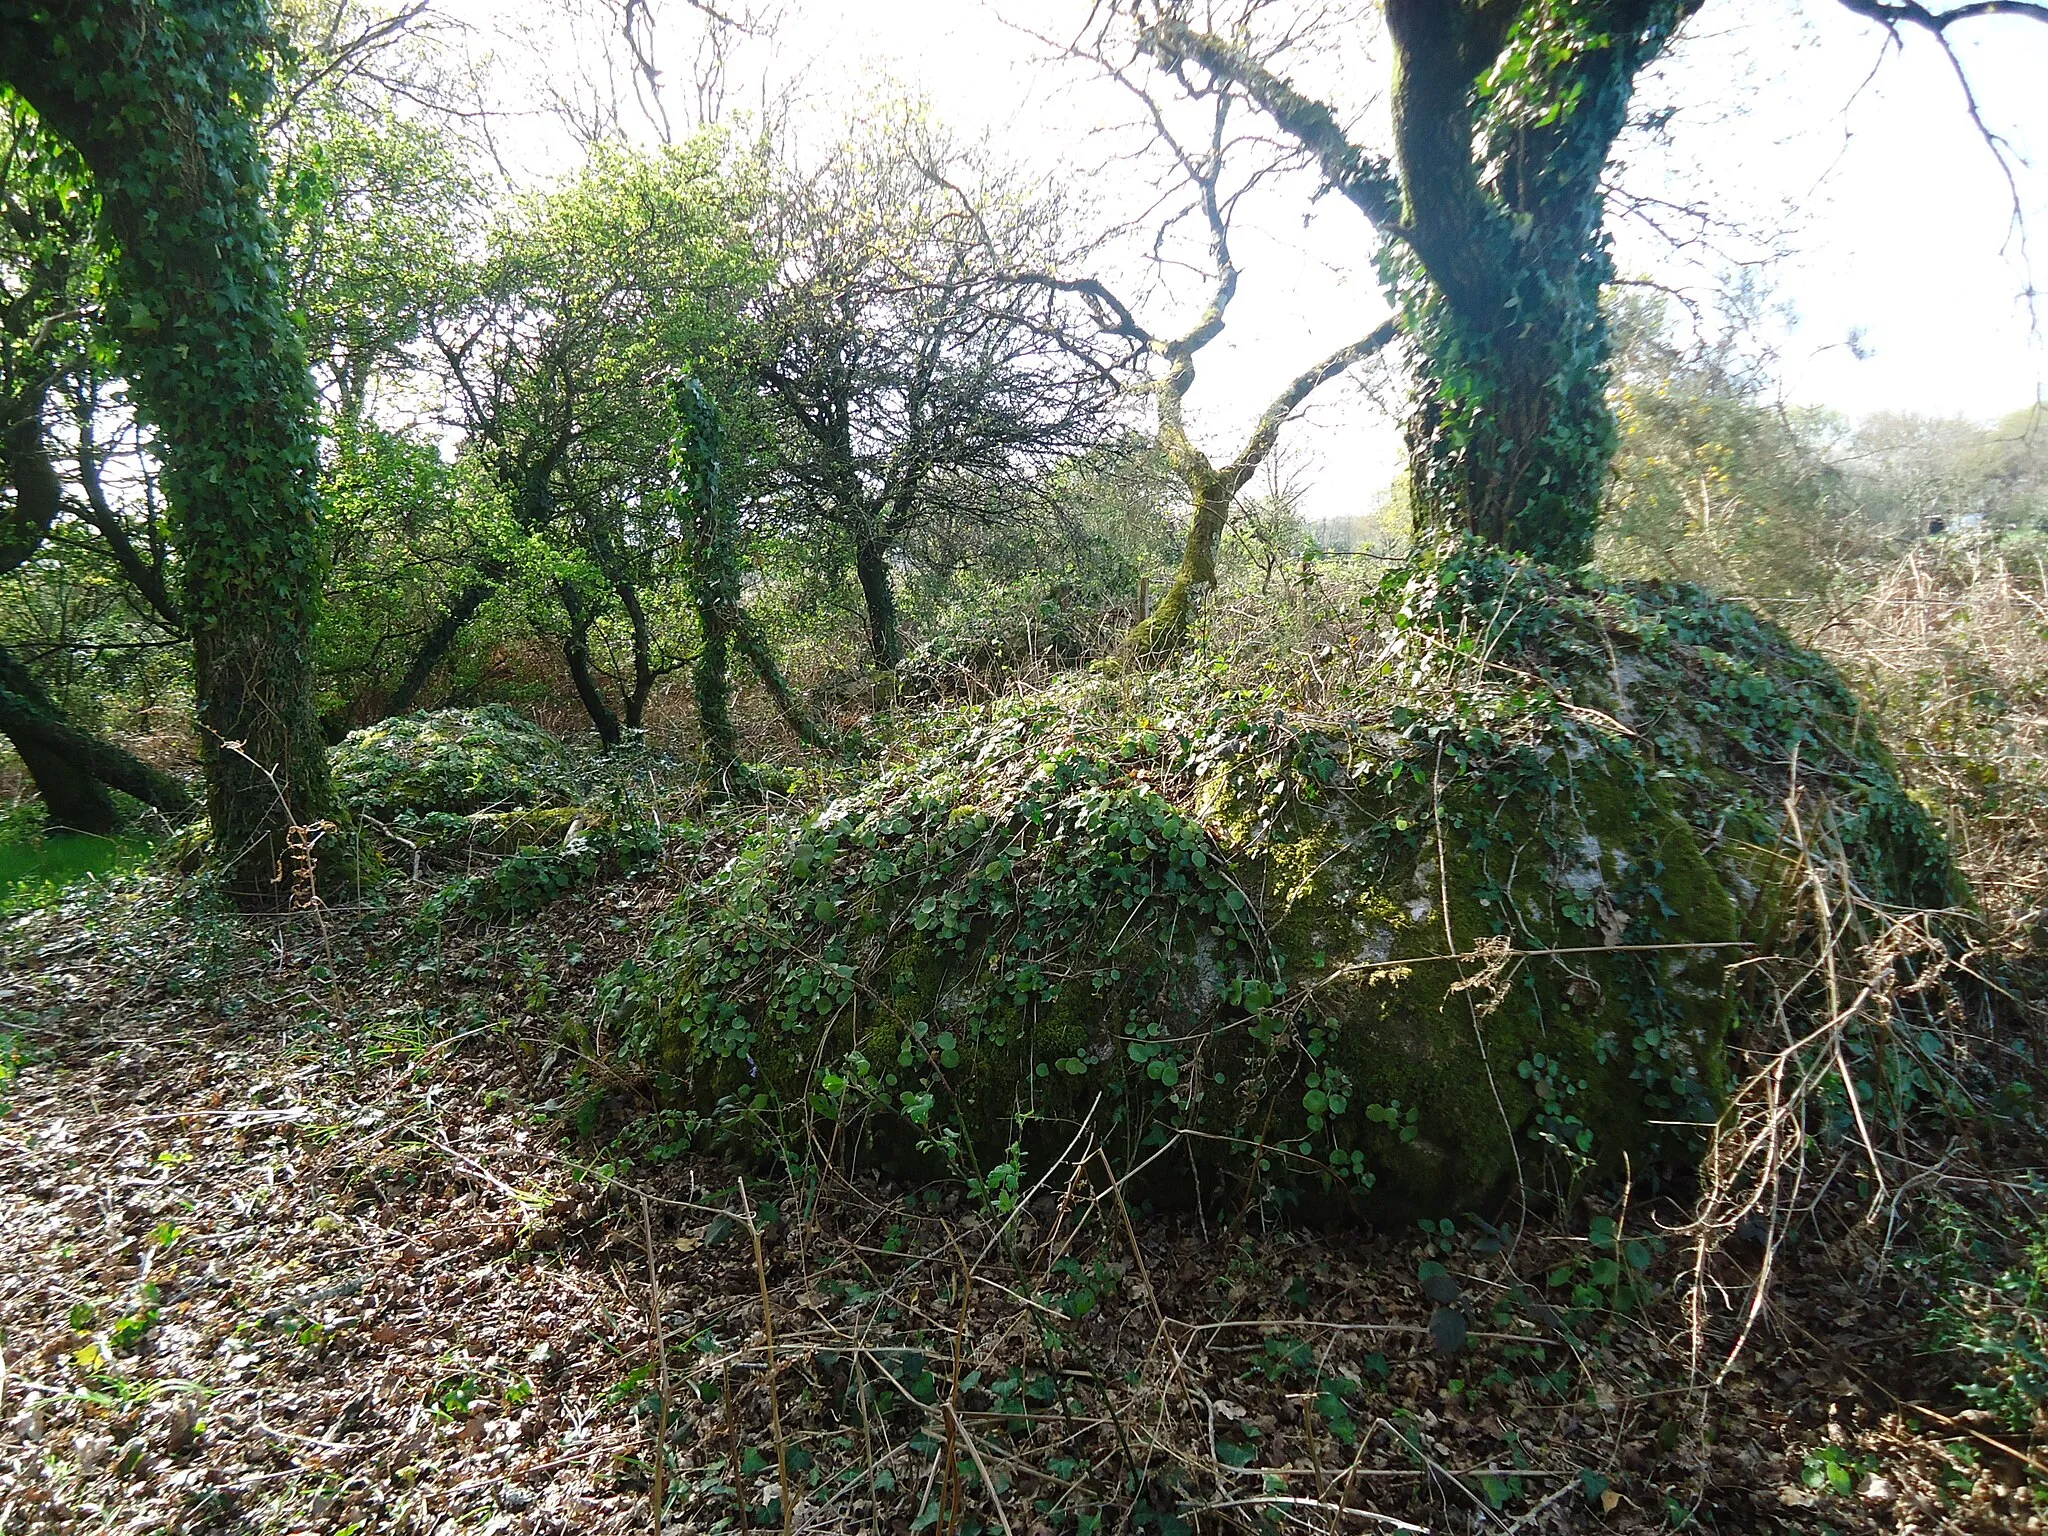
0, 813, 155, 912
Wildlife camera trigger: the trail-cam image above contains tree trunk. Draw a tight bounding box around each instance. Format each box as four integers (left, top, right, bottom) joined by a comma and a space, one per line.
386, 575, 499, 718
1123, 471, 1232, 660
1380, 0, 1667, 568
0, 678, 119, 836
2, 0, 339, 904
618, 580, 658, 732
1403, 308, 1616, 567
1150, 5, 1695, 567
2, 383, 61, 574
0, 642, 193, 832
694, 588, 738, 774
735, 622, 835, 751
559, 584, 623, 747
853, 532, 903, 670
674, 374, 834, 778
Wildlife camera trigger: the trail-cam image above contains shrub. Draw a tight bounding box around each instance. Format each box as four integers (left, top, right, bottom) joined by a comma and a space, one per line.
894, 576, 1126, 704
1912, 1199, 2048, 1435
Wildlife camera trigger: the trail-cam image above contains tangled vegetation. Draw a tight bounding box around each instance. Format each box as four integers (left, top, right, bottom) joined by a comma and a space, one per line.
327, 705, 671, 916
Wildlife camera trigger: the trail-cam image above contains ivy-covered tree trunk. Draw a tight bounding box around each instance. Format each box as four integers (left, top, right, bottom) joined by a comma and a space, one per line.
852, 530, 903, 671
671, 377, 833, 776
1151, 1, 1699, 567
0, 0, 339, 902
674, 381, 742, 774
1383, 0, 1693, 565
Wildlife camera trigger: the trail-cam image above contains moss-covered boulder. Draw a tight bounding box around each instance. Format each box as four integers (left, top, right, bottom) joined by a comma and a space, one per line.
616, 541, 1959, 1217
331, 706, 579, 824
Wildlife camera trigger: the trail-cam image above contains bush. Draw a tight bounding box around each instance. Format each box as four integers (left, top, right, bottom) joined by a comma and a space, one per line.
611, 540, 1961, 1217
894, 577, 1127, 704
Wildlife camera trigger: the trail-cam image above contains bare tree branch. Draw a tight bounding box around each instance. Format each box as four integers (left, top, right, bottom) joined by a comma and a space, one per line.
1835, 0, 2048, 27
1223, 318, 1397, 494
1837, 0, 2046, 278
1138, 14, 1406, 236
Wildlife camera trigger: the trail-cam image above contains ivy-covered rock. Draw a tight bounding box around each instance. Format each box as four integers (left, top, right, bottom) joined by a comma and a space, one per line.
331, 706, 580, 824
614, 541, 1959, 1218
423, 811, 664, 921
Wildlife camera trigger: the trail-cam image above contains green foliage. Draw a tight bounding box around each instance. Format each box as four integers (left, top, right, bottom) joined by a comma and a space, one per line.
755, 102, 1127, 669
1846, 409, 2048, 537
893, 443, 1181, 698
895, 579, 1118, 703
315, 422, 534, 723
330, 706, 578, 822
271, 91, 479, 415
427, 133, 770, 736
1799, 1443, 1879, 1500
1913, 1198, 2048, 1436
424, 814, 662, 922
1600, 291, 1871, 622
0, 92, 98, 515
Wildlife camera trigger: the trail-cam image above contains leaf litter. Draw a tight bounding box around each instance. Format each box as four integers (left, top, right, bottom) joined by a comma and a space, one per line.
0, 862, 2041, 1534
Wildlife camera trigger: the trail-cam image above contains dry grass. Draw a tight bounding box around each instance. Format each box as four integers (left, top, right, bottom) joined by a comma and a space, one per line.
1821, 534, 2048, 932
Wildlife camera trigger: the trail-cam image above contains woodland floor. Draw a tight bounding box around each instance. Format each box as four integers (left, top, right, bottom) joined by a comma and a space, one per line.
1, 865, 2044, 1535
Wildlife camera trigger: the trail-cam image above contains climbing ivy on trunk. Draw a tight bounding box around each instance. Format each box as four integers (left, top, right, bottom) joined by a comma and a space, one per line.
1149, 0, 1699, 568
0, 0, 339, 902
670, 375, 834, 783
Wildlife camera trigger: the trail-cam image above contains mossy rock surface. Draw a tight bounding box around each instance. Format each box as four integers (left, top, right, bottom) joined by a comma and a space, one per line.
331, 706, 579, 823
617, 542, 1958, 1218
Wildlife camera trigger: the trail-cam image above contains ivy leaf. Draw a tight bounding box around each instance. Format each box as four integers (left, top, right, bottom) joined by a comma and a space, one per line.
1418, 1260, 1461, 1306
1215, 1439, 1257, 1468
1428, 1306, 1467, 1355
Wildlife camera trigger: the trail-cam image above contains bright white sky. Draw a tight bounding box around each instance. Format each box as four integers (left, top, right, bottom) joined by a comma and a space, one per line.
447, 0, 2048, 519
